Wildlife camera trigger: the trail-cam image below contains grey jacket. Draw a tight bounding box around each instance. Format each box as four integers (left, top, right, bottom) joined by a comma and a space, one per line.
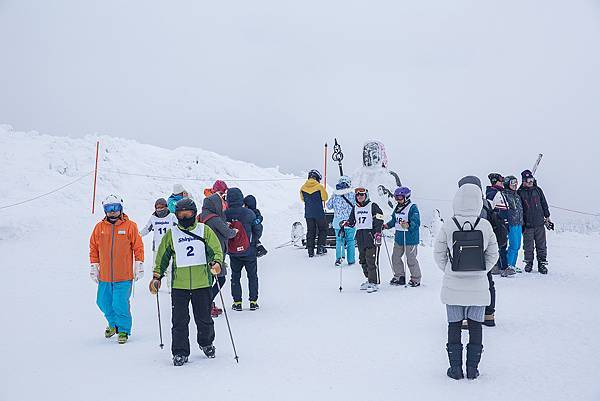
503, 189, 524, 227
198, 193, 237, 276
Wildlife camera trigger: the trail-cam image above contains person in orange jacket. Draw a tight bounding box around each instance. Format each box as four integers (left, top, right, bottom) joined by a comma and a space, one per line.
89, 195, 144, 344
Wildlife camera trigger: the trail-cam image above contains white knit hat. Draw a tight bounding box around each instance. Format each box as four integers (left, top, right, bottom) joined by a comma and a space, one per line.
172, 183, 187, 194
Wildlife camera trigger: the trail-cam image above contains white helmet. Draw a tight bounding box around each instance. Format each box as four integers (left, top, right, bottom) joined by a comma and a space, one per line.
102, 194, 123, 213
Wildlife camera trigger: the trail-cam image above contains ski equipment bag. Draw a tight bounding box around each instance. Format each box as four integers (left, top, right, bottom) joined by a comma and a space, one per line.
449, 217, 486, 272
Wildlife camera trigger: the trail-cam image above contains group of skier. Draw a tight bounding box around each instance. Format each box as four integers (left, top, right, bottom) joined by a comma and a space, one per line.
88, 180, 264, 366
301, 167, 552, 380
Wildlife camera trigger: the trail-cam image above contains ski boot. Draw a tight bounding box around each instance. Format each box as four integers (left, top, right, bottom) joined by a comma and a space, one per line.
466, 343, 483, 379
173, 355, 188, 366
232, 301, 243, 311
316, 246, 327, 256
490, 264, 500, 275
359, 281, 370, 290
366, 283, 379, 293
538, 261, 548, 274
249, 301, 260, 311
105, 326, 117, 338
211, 302, 223, 318
501, 267, 516, 277
389, 277, 402, 286
118, 332, 128, 344
408, 280, 421, 287
202, 345, 216, 358
524, 262, 533, 273
446, 343, 464, 380
335, 258, 342, 267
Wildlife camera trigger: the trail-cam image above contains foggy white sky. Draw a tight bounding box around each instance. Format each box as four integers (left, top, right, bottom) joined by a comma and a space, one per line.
1, 0, 599, 211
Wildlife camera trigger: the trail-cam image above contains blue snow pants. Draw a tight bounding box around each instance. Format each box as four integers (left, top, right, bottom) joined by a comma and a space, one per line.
507, 225, 523, 268
334, 227, 356, 264
96, 280, 133, 335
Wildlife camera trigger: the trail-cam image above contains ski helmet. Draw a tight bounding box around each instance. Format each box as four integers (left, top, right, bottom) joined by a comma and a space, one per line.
355, 187, 369, 203
308, 169, 322, 182
394, 186, 411, 199
488, 173, 504, 185
102, 194, 123, 213
503, 175, 518, 189
155, 198, 167, 208
337, 175, 351, 189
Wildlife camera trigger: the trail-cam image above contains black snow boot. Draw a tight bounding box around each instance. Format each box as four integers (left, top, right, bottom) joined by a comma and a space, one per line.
524, 262, 533, 273
538, 261, 548, 274
446, 343, 464, 380
173, 355, 189, 366
483, 314, 495, 327
201, 345, 216, 358
466, 343, 483, 379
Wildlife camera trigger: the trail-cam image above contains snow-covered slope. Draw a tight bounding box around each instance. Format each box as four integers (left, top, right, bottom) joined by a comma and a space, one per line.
0, 124, 305, 243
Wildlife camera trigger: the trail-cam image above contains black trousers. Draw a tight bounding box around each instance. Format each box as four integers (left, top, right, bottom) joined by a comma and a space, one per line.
171, 288, 215, 357
211, 276, 226, 301
359, 246, 380, 284
523, 225, 547, 264
305, 217, 327, 255
486, 271, 496, 316
448, 320, 482, 345
230, 255, 259, 302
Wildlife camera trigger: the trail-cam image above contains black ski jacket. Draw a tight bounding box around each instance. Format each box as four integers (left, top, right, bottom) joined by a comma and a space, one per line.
518, 185, 550, 228
347, 201, 384, 249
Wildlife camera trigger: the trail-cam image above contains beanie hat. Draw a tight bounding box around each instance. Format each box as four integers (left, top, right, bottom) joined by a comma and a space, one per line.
172, 183, 186, 195
212, 180, 228, 194
458, 175, 482, 189
155, 198, 167, 207
521, 170, 534, 180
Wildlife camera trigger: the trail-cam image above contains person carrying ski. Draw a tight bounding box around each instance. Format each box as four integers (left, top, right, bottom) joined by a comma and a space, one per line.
149, 198, 223, 366
501, 176, 524, 276
343, 188, 384, 293
300, 169, 329, 257
434, 182, 499, 380
140, 198, 177, 290
243, 194, 268, 258
486, 173, 509, 275
198, 193, 238, 318
383, 186, 421, 287
518, 169, 551, 274
459, 176, 498, 327
167, 184, 190, 213
225, 188, 264, 311
89, 195, 144, 344
325, 175, 356, 266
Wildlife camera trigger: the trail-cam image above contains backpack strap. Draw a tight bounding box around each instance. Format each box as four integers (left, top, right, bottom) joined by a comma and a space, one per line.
472, 217, 481, 230
198, 213, 218, 224
452, 217, 463, 231
341, 195, 354, 208
180, 228, 206, 244
453, 217, 480, 231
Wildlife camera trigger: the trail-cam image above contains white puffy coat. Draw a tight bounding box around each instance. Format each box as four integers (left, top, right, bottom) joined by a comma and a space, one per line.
433, 184, 499, 306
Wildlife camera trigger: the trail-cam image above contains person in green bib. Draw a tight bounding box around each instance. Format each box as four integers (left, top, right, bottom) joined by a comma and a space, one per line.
149, 198, 224, 367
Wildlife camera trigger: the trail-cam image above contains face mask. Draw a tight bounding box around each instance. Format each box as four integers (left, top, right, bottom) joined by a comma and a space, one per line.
155, 208, 169, 218
106, 215, 120, 224
178, 215, 196, 228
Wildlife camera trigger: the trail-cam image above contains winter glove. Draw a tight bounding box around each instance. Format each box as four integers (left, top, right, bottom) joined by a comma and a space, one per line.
339, 220, 348, 228
90, 263, 99, 283
400, 221, 410, 230
544, 218, 555, 230
149, 273, 161, 294
134, 261, 144, 281
374, 232, 382, 246
209, 261, 222, 276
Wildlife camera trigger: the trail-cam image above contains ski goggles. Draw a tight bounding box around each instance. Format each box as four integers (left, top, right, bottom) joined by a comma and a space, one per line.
103, 203, 123, 213
175, 210, 195, 219
355, 187, 368, 195
508, 178, 518, 186
525, 177, 534, 184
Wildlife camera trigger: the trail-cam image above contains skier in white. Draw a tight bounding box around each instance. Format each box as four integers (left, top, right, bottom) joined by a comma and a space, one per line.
140, 198, 177, 291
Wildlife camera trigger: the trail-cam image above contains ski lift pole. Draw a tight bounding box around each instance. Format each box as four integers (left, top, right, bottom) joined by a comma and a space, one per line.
323, 142, 328, 189
531, 154, 543, 175
332, 138, 344, 176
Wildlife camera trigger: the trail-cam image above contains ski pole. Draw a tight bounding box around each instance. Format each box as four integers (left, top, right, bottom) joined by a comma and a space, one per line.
214, 272, 240, 363
403, 231, 408, 288
156, 292, 164, 349
382, 234, 393, 272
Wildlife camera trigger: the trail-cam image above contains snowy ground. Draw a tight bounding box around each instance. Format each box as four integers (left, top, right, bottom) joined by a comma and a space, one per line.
1, 127, 599, 400
1, 224, 599, 401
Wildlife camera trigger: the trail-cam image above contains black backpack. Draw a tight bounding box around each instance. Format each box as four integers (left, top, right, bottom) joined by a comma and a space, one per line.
449, 217, 486, 272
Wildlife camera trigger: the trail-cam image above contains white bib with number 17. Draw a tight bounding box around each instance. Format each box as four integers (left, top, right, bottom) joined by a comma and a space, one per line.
355, 205, 373, 230
172, 225, 207, 267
